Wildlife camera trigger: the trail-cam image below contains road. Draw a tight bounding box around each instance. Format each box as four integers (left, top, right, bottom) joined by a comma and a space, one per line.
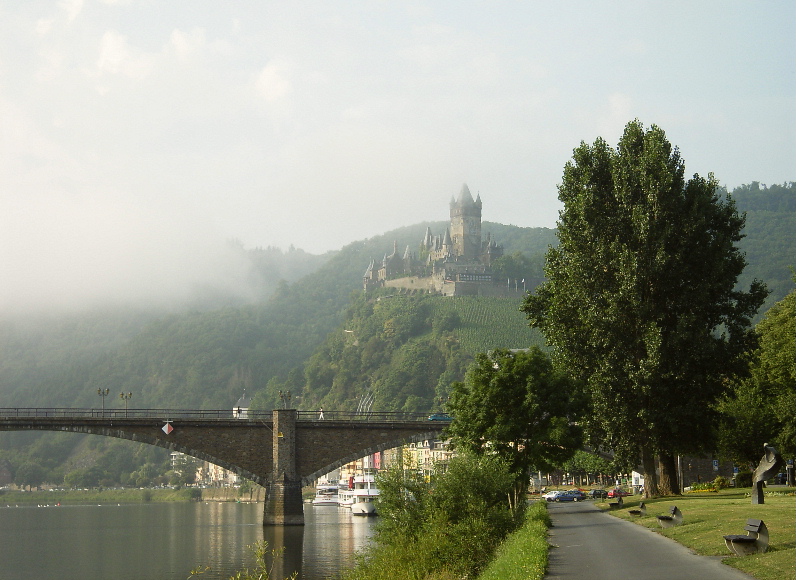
544, 500, 756, 580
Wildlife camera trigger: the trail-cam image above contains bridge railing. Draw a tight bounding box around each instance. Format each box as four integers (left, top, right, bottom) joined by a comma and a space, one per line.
0, 408, 264, 420
295, 410, 433, 422
0, 408, 438, 422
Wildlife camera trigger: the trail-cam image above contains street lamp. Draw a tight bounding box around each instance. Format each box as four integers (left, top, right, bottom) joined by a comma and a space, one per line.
278, 390, 292, 409
97, 388, 110, 416
120, 392, 132, 417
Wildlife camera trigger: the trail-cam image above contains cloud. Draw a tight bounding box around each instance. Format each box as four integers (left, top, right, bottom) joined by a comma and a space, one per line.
58, 0, 84, 22
255, 60, 293, 103
95, 30, 152, 79
170, 28, 206, 61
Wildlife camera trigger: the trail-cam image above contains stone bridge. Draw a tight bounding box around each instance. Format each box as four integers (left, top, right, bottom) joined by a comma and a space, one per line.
0, 408, 448, 525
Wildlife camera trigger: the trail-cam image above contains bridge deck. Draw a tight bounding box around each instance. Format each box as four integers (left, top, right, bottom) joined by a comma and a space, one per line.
0, 408, 439, 422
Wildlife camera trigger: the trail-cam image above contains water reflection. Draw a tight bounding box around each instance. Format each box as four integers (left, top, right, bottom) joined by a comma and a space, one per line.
0, 501, 375, 580
264, 505, 376, 579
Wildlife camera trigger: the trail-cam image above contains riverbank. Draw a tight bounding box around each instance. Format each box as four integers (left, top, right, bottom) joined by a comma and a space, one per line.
0, 485, 267, 505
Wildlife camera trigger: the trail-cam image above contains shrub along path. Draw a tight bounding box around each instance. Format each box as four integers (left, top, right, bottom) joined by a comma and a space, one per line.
544, 501, 756, 580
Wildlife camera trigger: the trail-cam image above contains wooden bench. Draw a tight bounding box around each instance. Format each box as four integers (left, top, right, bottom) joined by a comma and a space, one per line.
656, 505, 682, 528
723, 519, 769, 556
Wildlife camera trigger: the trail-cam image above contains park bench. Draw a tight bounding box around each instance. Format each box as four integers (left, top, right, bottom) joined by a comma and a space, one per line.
723, 519, 769, 556
607, 496, 623, 509
627, 501, 646, 516
656, 505, 682, 528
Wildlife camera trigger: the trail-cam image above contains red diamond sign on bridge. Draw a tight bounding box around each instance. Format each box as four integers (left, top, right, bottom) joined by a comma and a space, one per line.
162, 422, 173, 435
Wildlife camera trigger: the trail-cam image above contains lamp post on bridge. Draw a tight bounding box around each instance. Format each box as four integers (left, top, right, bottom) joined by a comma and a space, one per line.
97, 388, 110, 416
278, 390, 292, 409
120, 392, 132, 417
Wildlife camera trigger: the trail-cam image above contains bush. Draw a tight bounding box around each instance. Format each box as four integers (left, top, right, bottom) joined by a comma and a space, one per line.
344, 453, 524, 580
713, 475, 731, 490
735, 470, 753, 487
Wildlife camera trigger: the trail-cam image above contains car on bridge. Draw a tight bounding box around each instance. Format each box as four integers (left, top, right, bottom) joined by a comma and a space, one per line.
427, 413, 452, 421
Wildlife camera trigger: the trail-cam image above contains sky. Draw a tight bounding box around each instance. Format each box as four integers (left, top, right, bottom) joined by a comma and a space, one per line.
1, 1, 794, 312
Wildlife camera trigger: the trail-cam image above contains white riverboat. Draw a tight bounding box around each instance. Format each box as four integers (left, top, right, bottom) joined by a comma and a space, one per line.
311, 484, 340, 506
350, 469, 379, 516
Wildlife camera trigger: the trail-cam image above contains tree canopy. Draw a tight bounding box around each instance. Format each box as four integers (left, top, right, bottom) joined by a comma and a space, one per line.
445, 347, 583, 484
522, 120, 768, 495
718, 286, 796, 464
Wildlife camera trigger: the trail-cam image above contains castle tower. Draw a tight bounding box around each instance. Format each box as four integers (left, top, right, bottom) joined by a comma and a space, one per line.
449, 184, 482, 260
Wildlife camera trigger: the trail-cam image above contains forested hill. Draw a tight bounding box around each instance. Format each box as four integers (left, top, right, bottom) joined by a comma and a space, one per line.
0, 182, 792, 486
0, 222, 556, 410
0, 181, 791, 412
730, 181, 795, 314
291, 291, 544, 412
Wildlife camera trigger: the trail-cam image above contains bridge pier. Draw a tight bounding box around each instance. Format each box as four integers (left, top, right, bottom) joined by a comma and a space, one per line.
264, 409, 305, 525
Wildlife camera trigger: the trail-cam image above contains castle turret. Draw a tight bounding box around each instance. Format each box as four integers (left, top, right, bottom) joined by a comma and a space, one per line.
450, 183, 482, 259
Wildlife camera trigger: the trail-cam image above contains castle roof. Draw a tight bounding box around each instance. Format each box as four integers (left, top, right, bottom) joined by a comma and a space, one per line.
422, 227, 434, 248
451, 183, 481, 208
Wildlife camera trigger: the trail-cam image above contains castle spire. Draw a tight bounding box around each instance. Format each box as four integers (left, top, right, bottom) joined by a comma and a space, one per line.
458, 183, 475, 205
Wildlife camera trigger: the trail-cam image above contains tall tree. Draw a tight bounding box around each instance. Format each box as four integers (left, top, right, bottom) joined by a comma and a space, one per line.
753, 277, 796, 454
446, 347, 583, 490
523, 120, 767, 496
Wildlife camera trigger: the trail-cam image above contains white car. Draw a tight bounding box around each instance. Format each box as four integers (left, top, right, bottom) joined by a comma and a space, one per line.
542, 490, 563, 501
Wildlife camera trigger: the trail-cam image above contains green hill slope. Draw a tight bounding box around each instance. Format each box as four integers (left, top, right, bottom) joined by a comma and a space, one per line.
295, 291, 544, 413
438, 296, 544, 354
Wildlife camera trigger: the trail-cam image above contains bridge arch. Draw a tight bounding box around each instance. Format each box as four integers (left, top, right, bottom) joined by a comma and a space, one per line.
301, 430, 443, 486
57, 423, 265, 485
0, 410, 448, 525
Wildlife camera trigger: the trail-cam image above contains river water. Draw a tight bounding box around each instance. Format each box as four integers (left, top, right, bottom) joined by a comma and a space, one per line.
0, 501, 375, 580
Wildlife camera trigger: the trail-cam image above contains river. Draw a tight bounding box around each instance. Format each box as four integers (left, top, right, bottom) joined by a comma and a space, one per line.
0, 501, 375, 580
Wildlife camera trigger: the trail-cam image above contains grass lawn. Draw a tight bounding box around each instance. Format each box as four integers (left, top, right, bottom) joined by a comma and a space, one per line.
598, 487, 795, 580
477, 500, 551, 580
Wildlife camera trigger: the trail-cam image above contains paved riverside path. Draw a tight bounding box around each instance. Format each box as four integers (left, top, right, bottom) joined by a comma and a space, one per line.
544, 500, 756, 580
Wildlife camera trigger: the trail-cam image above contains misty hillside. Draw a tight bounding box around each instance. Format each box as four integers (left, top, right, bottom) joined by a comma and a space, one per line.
0, 182, 792, 487
0, 181, 792, 410
0, 221, 556, 409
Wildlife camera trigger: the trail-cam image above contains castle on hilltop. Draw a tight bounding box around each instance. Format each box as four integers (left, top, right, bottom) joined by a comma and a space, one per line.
363, 184, 510, 297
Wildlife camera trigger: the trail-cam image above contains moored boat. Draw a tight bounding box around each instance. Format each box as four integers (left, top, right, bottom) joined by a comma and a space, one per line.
338, 476, 355, 508
350, 469, 379, 516
311, 484, 340, 506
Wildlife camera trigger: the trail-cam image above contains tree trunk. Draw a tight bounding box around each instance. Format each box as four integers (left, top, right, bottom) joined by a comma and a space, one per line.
658, 453, 680, 495
641, 447, 659, 498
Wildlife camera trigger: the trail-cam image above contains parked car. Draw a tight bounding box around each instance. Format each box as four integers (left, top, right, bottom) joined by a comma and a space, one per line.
556, 489, 587, 502
543, 490, 564, 501
607, 488, 631, 498
588, 489, 608, 499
